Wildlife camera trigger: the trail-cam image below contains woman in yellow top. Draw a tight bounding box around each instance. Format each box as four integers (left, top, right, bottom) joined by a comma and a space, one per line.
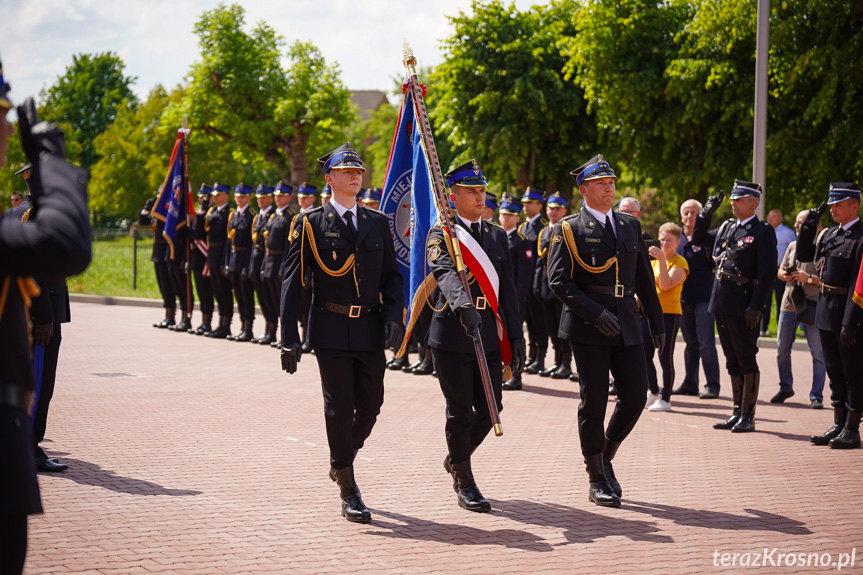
643, 222, 689, 412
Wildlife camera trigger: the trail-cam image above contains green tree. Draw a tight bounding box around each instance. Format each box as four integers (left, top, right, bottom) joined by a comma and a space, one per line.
0, 123, 27, 202
179, 3, 355, 186
433, 0, 595, 194
39, 52, 137, 171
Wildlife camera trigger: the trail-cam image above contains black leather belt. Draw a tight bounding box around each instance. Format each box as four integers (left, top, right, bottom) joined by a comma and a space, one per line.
314, 297, 381, 318
232, 246, 249, 252
254, 245, 264, 252
266, 249, 284, 256
716, 270, 756, 285
581, 284, 635, 298
821, 284, 848, 295
208, 242, 224, 248
0, 384, 34, 413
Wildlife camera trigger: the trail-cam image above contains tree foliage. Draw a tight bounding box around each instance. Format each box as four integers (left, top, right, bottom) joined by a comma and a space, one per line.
39, 52, 137, 171
432, 0, 595, 194
178, 3, 356, 186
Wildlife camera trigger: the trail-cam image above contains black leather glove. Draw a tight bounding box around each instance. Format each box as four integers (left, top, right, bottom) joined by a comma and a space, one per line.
804, 202, 828, 228
18, 97, 66, 162
33, 323, 54, 347
840, 326, 857, 348
457, 305, 482, 338
241, 269, 249, 281
701, 189, 725, 217
510, 338, 526, 375
221, 265, 230, 278
280, 343, 302, 374
744, 307, 762, 330
594, 309, 621, 337
652, 333, 666, 354
384, 321, 405, 349
260, 270, 266, 282
143, 197, 157, 214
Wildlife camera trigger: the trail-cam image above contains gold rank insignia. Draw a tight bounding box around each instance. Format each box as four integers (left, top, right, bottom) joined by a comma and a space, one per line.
553, 235, 562, 243
429, 245, 442, 261
292, 229, 300, 239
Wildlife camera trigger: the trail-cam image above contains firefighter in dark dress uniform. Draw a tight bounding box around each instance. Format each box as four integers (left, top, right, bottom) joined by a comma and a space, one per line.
499, 194, 532, 391
189, 185, 215, 335
690, 181, 778, 433
797, 183, 863, 450
262, 182, 295, 348
547, 155, 664, 508
280, 143, 404, 523
536, 192, 573, 380
226, 183, 257, 342
427, 160, 525, 512
249, 184, 277, 344
519, 187, 549, 374
0, 65, 92, 573
295, 183, 317, 351
140, 193, 177, 328
205, 183, 234, 339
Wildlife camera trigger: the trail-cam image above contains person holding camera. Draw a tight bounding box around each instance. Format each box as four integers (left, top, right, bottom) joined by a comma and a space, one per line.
643, 223, 689, 412
773, 209, 825, 408
691, 182, 778, 433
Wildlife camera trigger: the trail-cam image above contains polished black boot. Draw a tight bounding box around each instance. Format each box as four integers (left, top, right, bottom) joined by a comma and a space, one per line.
731, 372, 759, 433
207, 316, 232, 339
257, 322, 277, 345
811, 404, 848, 445
153, 308, 176, 329
450, 460, 491, 512
412, 348, 434, 375
526, 344, 537, 371
602, 439, 622, 498
829, 409, 861, 449
234, 320, 254, 342
388, 355, 410, 371
172, 314, 192, 333
714, 374, 743, 430
524, 347, 546, 375
331, 465, 371, 523
192, 313, 212, 335
539, 349, 561, 378
585, 453, 620, 507
502, 373, 522, 390
551, 349, 573, 379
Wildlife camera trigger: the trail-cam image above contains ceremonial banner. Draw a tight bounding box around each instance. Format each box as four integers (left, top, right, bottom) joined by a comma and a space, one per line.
152, 129, 192, 259
381, 79, 436, 342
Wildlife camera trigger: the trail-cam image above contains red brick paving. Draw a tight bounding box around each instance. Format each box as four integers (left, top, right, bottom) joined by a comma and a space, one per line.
25, 302, 863, 574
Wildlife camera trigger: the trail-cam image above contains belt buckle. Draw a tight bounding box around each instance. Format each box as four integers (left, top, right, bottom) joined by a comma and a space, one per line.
349, 305, 362, 318
476, 296, 487, 310
614, 284, 625, 298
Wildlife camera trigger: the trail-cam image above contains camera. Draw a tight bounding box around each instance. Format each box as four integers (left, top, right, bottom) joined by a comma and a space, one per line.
644, 239, 660, 258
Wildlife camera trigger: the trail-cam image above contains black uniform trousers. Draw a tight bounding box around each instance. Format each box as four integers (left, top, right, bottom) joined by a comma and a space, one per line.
190, 253, 214, 315
0, 407, 38, 574
526, 297, 548, 353
819, 329, 863, 411
264, 276, 282, 329
251, 267, 276, 323
431, 348, 503, 464
715, 313, 760, 375
32, 324, 61, 459
167, 260, 193, 319
542, 298, 563, 355
209, 251, 234, 318
571, 342, 648, 456
154, 257, 176, 310
230, 271, 255, 322
315, 348, 386, 469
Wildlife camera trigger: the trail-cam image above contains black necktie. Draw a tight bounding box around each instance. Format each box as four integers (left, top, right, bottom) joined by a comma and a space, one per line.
345, 210, 357, 242
471, 222, 481, 243
604, 215, 616, 242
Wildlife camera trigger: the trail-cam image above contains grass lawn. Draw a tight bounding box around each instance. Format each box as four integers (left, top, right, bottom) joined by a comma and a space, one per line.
68, 235, 161, 300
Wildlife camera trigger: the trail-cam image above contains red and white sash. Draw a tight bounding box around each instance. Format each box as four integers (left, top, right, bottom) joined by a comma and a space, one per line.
195, 239, 210, 276
450, 225, 512, 365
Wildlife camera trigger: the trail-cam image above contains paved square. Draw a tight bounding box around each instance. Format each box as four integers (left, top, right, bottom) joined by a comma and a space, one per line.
25, 302, 863, 574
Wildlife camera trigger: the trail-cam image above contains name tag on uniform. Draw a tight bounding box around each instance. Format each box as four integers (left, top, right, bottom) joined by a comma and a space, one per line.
325, 232, 340, 237
585, 238, 601, 243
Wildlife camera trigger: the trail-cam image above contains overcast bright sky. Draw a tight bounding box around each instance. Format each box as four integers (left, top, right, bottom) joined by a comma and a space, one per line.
1, 0, 539, 106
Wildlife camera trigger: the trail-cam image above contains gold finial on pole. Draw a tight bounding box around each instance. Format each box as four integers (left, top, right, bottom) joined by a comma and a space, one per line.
403, 40, 417, 71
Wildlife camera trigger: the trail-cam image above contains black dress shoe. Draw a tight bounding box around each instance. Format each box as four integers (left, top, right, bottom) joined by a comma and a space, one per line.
539, 364, 559, 378
699, 389, 719, 399
672, 384, 699, 396
35, 456, 68, 472
551, 364, 572, 380
569, 373, 579, 382
412, 360, 434, 376
770, 390, 795, 404
451, 461, 491, 513
810, 399, 823, 409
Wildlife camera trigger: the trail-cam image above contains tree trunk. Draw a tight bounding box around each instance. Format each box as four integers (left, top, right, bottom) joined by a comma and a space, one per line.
286, 129, 309, 187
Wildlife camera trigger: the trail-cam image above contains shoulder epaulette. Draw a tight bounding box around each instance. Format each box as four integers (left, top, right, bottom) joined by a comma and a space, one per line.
517, 231, 528, 240
249, 208, 258, 216
486, 219, 503, 229
540, 217, 549, 225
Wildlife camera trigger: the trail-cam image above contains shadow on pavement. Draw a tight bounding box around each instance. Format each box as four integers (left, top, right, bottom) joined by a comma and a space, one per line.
519, 384, 580, 400
492, 499, 673, 545
623, 501, 812, 535
366, 508, 556, 551
41, 456, 202, 497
